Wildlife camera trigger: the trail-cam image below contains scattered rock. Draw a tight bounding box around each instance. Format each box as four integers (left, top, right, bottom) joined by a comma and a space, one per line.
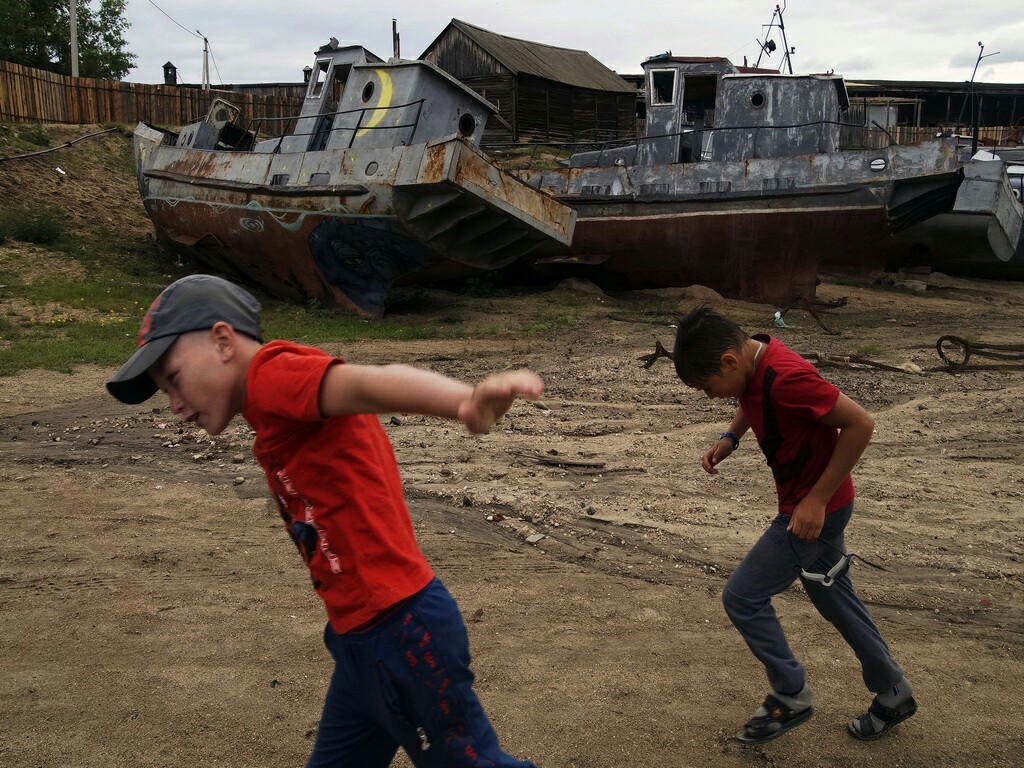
525, 533, 546, 545
898, 279, 928, 294
555, 277, 607, 298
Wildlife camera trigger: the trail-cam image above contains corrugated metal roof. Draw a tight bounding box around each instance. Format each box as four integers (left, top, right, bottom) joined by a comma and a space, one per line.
433, 19, 636, 93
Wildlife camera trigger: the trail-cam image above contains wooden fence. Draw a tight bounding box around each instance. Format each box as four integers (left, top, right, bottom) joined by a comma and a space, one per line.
840, 122, 1020, 150
0, 60, 304, 128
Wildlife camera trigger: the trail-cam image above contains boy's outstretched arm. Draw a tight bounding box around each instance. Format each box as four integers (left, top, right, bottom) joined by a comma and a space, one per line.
458, 370, 544, 434
788, 393, 875, 541
702, 408, 749, 475
317, 363, 543, 434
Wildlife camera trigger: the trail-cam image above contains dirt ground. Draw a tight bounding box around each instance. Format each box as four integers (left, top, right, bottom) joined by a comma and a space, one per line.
1, 268, 1022, 768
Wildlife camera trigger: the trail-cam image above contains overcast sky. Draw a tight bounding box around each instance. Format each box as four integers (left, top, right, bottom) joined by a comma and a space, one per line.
122, 0, 1024, 87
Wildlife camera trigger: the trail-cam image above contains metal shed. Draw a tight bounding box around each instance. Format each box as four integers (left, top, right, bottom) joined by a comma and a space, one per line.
419, 19, 637, 144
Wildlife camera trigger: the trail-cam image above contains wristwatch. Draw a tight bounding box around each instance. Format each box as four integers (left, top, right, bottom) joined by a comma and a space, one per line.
719, 432, 740, 450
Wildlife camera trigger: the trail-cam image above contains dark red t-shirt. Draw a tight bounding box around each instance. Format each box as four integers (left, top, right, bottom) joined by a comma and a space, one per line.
739, 334, 855, 515
243, 341, 434, 633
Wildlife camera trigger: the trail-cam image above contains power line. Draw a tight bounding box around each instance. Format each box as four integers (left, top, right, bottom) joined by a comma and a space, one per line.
206, 39, 224, 85
146, 0, 203, 39
146, 1, 222, 87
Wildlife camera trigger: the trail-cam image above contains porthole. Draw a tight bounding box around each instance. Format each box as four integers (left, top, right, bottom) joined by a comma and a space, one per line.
750, 92, 766, 108
458, 113, 476, 137
870, 158, 888, 172
361, 81, 375, 103
365, 161, 379, 175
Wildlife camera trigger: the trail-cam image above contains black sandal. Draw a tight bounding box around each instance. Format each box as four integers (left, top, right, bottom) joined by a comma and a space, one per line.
848, 696, 917, 740
736, 694, 814, 744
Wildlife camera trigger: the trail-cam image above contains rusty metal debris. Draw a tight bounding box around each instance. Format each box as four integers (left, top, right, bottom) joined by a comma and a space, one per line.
639, 339, 673, 370
639, 340, 920, 374
935, 335, 1024, 368
801, 352, 919, 374
775, 295, 843, 335
509, 450, 606, 469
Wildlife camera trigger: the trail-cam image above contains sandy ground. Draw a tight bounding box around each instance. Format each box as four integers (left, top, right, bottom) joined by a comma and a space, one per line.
1, 271, 1023, 768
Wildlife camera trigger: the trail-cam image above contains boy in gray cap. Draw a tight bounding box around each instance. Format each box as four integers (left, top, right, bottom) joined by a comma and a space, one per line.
108, 274, 541, 768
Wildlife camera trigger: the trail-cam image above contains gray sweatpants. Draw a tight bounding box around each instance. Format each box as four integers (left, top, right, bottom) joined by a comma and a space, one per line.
722, 503, 903, 695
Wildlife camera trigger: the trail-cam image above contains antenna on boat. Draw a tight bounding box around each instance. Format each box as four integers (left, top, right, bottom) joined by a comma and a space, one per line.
754, 2, 795, 74
956, 41, 1000, 155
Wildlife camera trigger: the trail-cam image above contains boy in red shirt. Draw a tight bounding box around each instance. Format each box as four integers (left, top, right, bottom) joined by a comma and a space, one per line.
673, 306, 916, 744
107, 274, 540, 767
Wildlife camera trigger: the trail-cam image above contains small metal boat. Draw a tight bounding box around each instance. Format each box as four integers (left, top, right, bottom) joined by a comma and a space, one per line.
133, 41, 576, 315
511, 55, 1022, 301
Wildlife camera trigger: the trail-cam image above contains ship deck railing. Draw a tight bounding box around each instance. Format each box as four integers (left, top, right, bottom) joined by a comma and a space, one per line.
483, 120, 983, 166
224, 99, 428, 151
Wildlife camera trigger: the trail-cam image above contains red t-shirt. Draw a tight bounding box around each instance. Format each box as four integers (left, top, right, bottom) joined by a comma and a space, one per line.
739, 334, 855, 515
243, 340, 434, 633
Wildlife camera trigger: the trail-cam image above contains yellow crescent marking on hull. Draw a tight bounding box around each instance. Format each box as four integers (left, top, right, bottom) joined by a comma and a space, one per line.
356, 69, 393, 138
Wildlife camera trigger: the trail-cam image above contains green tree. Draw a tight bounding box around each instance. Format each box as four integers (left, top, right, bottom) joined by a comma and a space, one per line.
0, 0, 136, 80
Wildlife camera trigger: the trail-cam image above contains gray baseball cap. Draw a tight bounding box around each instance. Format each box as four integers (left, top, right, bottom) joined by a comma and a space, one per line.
106, 274, 263, 405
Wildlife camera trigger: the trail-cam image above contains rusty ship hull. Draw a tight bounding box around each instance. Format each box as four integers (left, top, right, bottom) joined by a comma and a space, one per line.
136, 128, 574, 315
133, 44, 575, 315
509, 56, 1021, 301
515, 141, 965, 302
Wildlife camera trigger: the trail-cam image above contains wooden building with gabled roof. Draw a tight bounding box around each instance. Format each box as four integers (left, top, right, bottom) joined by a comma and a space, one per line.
419, 19, 638, 144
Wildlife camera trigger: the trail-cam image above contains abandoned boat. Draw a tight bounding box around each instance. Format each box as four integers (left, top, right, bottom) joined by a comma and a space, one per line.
133, 41, 575, 315
862, 148, 1024, 279
512, 55, 1023, 302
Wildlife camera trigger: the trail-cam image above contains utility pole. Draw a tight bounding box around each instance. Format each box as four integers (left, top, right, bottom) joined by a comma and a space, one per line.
69, 0, 80, 77
201, 34, 210, 90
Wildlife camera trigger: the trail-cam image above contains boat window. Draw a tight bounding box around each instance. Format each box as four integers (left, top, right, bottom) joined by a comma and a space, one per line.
650, 69, 676, 106
458, 113, 476, 137
362, 81, 375, 103
308, 59, 332, 99
750, 91, 766, 109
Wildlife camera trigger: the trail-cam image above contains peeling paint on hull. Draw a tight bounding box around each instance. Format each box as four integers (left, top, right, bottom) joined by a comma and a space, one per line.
135, 125, 575, 315
531, 204, 888, 303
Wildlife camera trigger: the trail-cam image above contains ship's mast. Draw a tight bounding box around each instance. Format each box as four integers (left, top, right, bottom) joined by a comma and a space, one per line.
754, 2, 795, 74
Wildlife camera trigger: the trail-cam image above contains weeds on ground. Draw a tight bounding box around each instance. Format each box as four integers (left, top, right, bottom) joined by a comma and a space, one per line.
0, 205, 67, 245
14, 123, 50, 148
263, 300, 447, 345
855, 342, 885, 358
603, 295, 678, 326
0, 316, 140, 376
459, 272, 507, 298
